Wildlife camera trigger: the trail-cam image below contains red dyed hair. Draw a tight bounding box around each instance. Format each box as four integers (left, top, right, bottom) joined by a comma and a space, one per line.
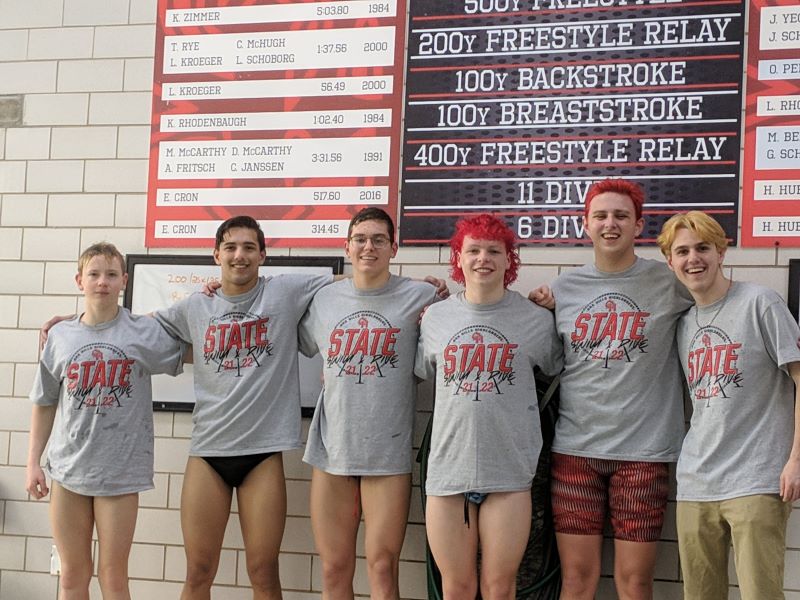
449, 214, 520, 288
584, 179, 644, 220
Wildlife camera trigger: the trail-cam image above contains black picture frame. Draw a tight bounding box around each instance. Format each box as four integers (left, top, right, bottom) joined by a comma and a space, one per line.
124, 254, 344, 414
790, 259, 800, 323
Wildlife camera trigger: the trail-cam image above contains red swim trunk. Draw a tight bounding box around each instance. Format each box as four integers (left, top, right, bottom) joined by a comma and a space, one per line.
551, 452, 669, 542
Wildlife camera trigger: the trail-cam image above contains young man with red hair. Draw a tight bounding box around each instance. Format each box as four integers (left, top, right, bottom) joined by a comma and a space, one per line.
416, 214, 562, 599
540, 179, 692, 600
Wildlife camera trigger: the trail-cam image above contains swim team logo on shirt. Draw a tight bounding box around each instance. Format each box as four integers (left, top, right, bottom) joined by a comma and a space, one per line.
326, 311, 400, 383
569, 293, 650, 367
66, 343, 134, 413
203, 311, 272, 376
442, 325, 517, 400
686, 326, 742, 404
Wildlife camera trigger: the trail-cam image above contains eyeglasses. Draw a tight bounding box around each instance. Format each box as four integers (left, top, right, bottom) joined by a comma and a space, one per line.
348, 235, 391, 249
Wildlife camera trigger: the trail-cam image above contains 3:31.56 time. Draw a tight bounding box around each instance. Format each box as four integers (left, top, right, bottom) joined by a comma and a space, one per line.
311, 152, 343, 163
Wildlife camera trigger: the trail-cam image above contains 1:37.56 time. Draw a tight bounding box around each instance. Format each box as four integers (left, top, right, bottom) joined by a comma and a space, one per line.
317, 43, 347, 54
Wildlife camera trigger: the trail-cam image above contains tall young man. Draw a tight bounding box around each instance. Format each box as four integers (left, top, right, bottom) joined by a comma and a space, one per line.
545, 179, 692, 600
298, 207, 440, 599
154, 216, 334, 599
658, 211, 800, 600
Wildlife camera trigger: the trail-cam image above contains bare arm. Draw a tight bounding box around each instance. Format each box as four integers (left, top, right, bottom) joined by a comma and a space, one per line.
39, 315, 75, 350
780, 361, 800, 502
25, 404, 57, 499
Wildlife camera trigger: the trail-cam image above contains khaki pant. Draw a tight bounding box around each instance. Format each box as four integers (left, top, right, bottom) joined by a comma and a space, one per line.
677, 495, 792, 600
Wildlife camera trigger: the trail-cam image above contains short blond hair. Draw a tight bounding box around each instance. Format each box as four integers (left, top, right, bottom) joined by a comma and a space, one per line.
78, 242, 126, 274
657, 211, 728, 258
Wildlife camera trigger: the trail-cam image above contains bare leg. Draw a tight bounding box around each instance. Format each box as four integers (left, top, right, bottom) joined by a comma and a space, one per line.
556, 533, 603, 600
50, 483, 94, 600
361, 474, 411, 600
478, 491, 531, 600
94, 493, 138, 600
310, 469, 360, 600
180, 457, 233, 600
425, 495, 479, 599
237, 453, 286, 600
613, 540, 658, 600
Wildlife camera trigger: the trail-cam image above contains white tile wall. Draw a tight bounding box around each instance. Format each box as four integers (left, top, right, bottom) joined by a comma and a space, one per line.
0, 161, 27, 192
88, 92, 151, 125
0, 30, 28, 61
63, 0, 130, 26
94, 25, 155, 58
57, 60, 125, 93
123, 58, 155, 92
27, 27, 94, 60
25, 160, 84, 193
47, 194, 116, 226
84, 159, 148, 192
1, 6, 799, 600
0, 62, 57, 94
0, 261, 44, 294
5, 127, 51, 160
22, 227, 81, 261
1, 194, 48, 226
24, 93, 89, 126
0, 0, 63, 29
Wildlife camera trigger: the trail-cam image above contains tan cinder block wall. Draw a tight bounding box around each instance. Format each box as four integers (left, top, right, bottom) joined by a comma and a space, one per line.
1, 1, 799, 598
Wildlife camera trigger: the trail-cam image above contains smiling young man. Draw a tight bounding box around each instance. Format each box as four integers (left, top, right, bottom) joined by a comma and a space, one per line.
658, 211, 800, 600
154, 216, 334, 600
415, 214, 562, 600
545, 179, 693, 600
297, 208, 440, 599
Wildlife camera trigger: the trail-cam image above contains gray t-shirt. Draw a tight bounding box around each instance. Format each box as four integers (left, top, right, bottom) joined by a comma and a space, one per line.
298, 275, 438, 475
676, 282, 800, 501
155, 274, 331, 456
30, 309, 184, 496
415, 291, 563, 496
551, 257, 693, 462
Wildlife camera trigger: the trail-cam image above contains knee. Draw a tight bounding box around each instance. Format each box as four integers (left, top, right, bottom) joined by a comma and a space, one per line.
615, 571, 653, 599
97, 564, 128, 595
366, 552, 399, 591
59, 563, 93, 593
480, 575, 516, 600
184, 556, 218, 589
442, 576, 478, 600
246, 556, 280, 592
560, 566, 600, 596
320, 554, 355, 588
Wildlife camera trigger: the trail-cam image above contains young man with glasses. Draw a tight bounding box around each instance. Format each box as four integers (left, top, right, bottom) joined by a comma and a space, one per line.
297, 207, 442, 599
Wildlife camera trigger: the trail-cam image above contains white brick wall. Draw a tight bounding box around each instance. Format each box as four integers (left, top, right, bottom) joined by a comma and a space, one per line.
1, 3, 799, 599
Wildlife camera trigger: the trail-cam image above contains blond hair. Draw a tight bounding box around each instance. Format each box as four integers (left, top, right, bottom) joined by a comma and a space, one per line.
657, 211, 728, 258
78, 242, 126, 274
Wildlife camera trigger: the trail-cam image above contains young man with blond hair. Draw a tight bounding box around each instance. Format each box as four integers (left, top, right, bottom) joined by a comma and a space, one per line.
27, 242, 184, 600
658, 211, 800, 600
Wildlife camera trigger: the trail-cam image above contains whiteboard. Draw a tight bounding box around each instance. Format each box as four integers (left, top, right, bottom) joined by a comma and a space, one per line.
123, 254, 343, 413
